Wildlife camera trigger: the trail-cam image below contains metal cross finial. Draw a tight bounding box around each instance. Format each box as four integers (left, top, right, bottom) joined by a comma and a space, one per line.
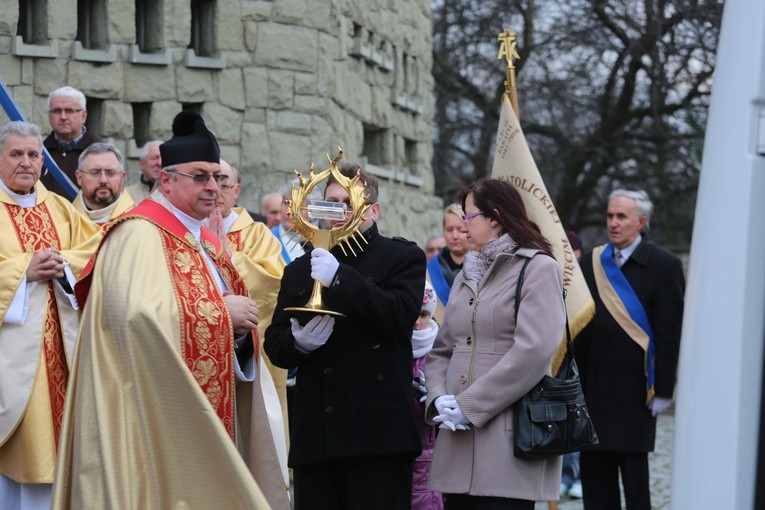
497, 29, 520, 91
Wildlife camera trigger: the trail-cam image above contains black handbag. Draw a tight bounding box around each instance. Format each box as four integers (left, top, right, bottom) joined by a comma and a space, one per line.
512, 254, 599, 459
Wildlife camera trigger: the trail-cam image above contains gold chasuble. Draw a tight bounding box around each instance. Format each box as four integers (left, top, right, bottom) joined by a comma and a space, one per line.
0, 182, 100, 484
52, 200, 289, 509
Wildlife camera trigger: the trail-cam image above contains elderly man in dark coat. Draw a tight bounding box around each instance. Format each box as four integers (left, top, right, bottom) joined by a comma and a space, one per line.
575, 189, 685, 510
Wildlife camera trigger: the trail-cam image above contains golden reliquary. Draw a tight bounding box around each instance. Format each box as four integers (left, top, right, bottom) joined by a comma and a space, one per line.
283, 147, 371, 317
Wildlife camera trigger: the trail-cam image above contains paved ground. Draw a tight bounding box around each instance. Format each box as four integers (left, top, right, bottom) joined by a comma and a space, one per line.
535, 412, 674, 510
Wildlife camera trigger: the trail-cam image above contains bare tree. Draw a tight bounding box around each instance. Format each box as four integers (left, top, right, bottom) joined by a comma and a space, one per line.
432, 0, 723, 248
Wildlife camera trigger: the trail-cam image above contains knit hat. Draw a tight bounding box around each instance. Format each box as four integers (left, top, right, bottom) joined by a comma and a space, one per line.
422, 281, 437, 317
159, 111, 220, 167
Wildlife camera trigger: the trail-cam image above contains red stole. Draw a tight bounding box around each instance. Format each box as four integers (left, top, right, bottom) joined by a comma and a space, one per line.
4, 202, 69, 449
76, 200, 256, 439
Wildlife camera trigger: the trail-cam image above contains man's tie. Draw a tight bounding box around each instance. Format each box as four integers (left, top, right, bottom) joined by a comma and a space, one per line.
614, 249, 624, 268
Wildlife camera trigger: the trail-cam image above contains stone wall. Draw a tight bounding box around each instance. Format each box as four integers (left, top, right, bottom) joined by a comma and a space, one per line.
0, 0, 444, 245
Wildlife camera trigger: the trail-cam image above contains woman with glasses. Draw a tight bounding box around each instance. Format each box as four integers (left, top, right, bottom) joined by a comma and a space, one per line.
423, 177, 566, 509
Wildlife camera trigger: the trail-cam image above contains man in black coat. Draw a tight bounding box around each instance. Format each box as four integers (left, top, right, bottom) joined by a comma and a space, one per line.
574, 189, 685, 510
41, 86, 99, 198
265, 163, 425, 510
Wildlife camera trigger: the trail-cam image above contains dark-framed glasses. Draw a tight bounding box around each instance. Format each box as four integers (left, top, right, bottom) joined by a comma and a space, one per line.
167, 169, 226, 184
462, 211, 484, 223
48, 108, 84, 116
80, 169, 123, 178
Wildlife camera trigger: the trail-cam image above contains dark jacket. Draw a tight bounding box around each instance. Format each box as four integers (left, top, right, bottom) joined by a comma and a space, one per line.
264, 223, 426, 466
575, 238, 685, 452
41, 129, 99, 199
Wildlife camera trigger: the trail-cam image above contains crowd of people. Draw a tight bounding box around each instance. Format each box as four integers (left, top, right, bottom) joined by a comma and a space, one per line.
0, 85, 684, 510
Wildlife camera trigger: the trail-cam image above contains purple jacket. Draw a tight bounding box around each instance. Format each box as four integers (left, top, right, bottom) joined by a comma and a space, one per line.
412, 356, 444, 510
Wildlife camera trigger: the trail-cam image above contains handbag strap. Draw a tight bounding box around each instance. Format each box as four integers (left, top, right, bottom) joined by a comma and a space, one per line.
514, 252, 573, 376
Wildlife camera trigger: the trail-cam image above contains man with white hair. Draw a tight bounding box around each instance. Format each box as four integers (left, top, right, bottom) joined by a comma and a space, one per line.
41, 86, 98, 197
73, 142, 135, 224
125, 140, 162, 202
574, 189, 685, 510
0, 120, 100, 510
260, 192, 283, 228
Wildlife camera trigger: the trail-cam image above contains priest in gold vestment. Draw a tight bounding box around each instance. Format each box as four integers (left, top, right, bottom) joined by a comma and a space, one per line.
0, 121, 101, 510
72, 142, 135, 225
51, 112, 289, 510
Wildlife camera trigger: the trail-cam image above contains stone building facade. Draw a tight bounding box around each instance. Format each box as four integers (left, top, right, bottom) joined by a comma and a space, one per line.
0, 0, 444, 243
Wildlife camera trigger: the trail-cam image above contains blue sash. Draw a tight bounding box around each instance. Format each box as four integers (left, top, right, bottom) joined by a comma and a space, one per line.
599, 243, 655, 402
427, 255, 451, 306
271, 226, 292, 264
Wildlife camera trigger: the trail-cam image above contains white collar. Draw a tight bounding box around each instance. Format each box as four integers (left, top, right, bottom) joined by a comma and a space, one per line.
76, 192, 120, 223
222, 209, 238, 233
167, 203, 205, 242
0, 179, 36, 207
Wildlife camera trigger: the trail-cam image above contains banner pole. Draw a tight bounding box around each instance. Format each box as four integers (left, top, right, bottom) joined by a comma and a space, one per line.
497, 28, 521, 120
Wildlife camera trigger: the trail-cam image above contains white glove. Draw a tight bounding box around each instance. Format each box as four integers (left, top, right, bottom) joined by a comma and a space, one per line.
434, 394, 457, 415
412, 370, 427, 403
290, 315, 335, 353
650, 396, 672, 416
434, 401, 471, 431
311, 248, 339, 287
446, 402, 470, 427
436, 418, 458, 431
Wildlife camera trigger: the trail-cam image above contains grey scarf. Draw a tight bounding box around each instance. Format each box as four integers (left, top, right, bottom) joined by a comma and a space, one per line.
463, 233, 518, 284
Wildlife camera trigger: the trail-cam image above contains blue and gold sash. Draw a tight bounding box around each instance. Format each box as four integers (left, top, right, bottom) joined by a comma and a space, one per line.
592, 243, 655, 404
427, 255, 450, 306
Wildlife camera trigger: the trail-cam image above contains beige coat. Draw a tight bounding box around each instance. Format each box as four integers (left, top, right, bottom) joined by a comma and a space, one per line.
424, 248, 566, 501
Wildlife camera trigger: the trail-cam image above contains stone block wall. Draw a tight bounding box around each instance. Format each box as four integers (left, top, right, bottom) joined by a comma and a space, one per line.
0, 0, 444, 245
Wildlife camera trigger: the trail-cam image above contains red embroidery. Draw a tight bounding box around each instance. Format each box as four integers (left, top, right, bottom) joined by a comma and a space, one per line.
227, 230, 242, 251
76, 200, 257, 438
162, 233, 236, 438
4, 203, 68, 447
212, 235, 259, 364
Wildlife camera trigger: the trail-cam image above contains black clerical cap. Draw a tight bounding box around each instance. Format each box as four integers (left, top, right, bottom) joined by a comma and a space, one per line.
160, 111, 220, 167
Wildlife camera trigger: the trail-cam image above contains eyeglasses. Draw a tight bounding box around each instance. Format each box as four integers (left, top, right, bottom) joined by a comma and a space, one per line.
167, 170, 226, 184
48, 108, 84, 116
79, 169, 123, 178
462, 211, 484, 223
